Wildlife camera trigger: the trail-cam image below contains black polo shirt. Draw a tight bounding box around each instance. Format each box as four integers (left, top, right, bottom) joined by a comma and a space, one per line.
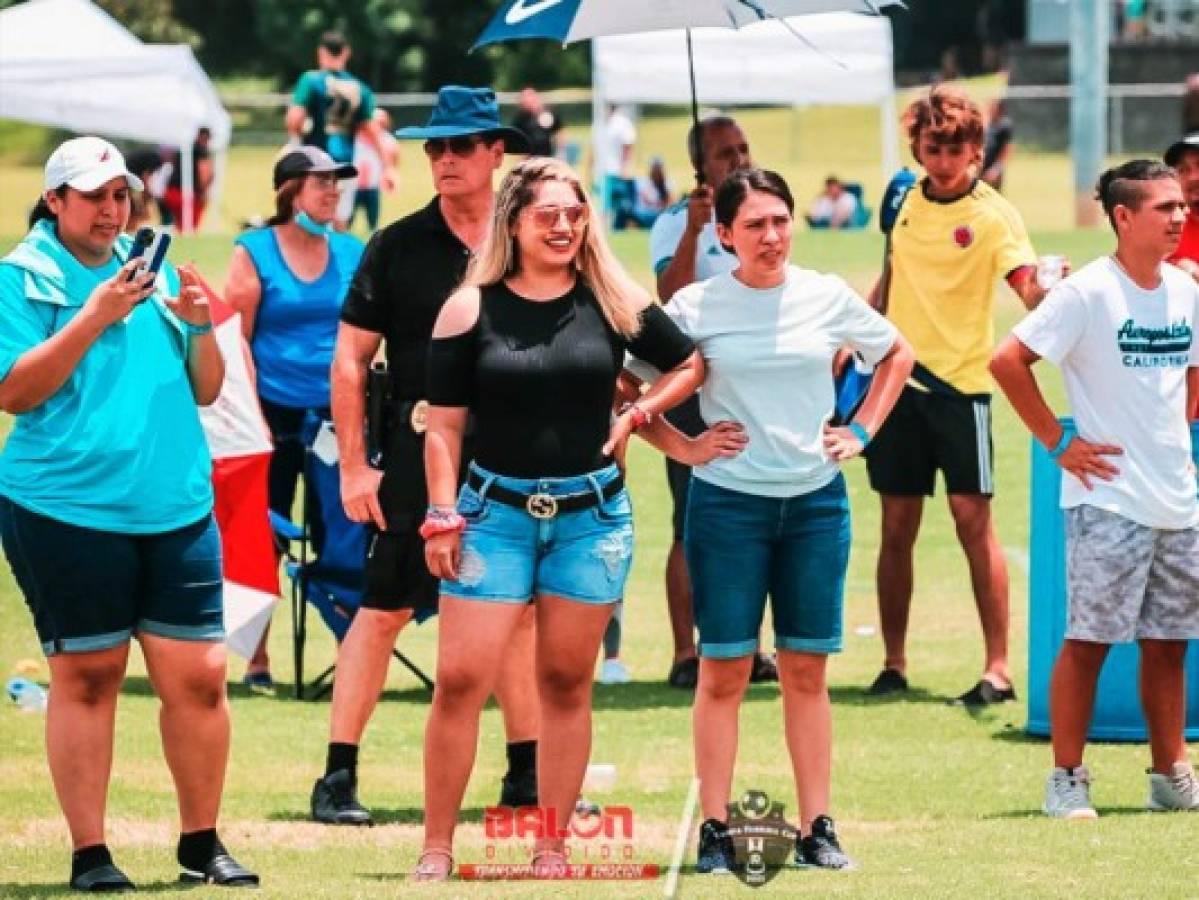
340, 196, 473, 519
341, 196, 472, 401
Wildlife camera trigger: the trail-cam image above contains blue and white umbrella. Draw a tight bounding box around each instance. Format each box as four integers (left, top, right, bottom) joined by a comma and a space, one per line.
475, 0, 903, 149
475, 0, 902, 48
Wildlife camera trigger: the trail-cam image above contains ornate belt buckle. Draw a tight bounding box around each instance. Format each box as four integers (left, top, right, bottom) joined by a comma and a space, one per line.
525, 492, 558, 520
410, 399, 430, 434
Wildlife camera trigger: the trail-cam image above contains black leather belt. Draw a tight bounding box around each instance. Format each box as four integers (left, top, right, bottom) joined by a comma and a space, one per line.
467, 470, 624, 520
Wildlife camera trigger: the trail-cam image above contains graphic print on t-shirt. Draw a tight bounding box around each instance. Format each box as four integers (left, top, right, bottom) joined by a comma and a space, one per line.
324, 75, 363, 135
1117, 317, 1193, 368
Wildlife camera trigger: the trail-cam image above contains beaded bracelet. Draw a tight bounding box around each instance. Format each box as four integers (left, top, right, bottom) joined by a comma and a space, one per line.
419, 510, 466, 541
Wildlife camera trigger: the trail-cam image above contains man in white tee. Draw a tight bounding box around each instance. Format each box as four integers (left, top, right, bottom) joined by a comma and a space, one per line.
991, 160, 1199, 820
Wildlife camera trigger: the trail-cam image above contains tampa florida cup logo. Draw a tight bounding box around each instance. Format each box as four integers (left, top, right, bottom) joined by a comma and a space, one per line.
725, 790, 796, 887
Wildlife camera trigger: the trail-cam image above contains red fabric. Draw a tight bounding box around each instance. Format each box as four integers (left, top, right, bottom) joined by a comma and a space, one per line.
191, 270, 236, 326
162, 186, 206, 233
1169, 213, 1199, 267
212, 454, 279, 596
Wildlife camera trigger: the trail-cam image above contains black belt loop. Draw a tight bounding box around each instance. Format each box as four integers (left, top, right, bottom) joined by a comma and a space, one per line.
466, 471, 624, 518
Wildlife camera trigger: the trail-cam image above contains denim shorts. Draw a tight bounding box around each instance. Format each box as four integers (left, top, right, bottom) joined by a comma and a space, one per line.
440, 462, 633, 605
0, 497, 224, 656
684, 473, 851, 658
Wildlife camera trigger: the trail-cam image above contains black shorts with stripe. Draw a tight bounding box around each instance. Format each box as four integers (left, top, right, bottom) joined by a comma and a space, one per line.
865, 385, 994, 497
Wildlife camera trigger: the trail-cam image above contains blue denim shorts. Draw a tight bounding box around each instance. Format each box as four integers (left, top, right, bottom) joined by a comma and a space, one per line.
441, 462, 633, 605
684, 473, 851, 659
0, 497, 224, 656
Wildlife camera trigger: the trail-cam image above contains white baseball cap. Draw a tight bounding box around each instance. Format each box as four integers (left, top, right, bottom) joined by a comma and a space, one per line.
44, 136, 144, 193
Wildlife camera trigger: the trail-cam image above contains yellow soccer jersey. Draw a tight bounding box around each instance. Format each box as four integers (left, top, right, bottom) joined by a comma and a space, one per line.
888, 179, 1035, 394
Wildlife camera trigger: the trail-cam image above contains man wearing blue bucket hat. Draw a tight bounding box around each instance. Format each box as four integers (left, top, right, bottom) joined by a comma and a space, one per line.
310, 87, 535, 826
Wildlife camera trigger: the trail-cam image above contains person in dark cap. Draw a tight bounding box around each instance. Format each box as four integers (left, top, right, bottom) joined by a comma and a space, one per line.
1165, 133, 1199, 281
308, 86, 539, 828
286, 30, 379, 229
223, 146, 364, 690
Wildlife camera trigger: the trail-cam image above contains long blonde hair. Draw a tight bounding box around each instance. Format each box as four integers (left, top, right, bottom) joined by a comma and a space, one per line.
467, 157, 645, 337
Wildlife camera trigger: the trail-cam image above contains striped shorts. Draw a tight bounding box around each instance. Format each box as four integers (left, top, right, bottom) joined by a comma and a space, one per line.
864, 385, 994, 497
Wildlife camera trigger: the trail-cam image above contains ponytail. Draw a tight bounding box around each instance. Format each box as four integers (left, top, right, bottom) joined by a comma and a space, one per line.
265, 179, 303, 227
28, 188, 66, 228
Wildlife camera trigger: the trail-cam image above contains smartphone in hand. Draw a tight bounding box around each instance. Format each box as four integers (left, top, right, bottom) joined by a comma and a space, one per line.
124, 227, 172, 281
124, 227, 154, 281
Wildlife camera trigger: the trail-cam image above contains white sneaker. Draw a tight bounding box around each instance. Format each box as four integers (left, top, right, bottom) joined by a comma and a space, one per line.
1044, 766, 1098, 819
1147, 762, 1199, 811
599, 658, 631, 684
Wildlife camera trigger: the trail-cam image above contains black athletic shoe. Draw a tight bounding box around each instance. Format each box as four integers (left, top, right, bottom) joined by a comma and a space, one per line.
70, 863, 135, 892
498, 768, 538, 808
179, 853, 259, 887
950, 679, 1016, 707
796, 815, 853, 870
696, 819, 737, 874
749, 652, 779, 683
310, 769, 373, 826
667, 656, 699, 689
866, 667, 909, 696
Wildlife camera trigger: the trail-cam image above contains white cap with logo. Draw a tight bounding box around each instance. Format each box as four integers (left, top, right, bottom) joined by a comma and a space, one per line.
44, 137, 144, 193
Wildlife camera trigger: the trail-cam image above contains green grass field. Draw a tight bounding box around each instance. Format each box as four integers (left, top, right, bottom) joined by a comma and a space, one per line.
2, 105, 1194, 898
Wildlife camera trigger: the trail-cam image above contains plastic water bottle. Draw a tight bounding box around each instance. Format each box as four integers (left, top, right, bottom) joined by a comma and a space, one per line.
6, 677, 48, 713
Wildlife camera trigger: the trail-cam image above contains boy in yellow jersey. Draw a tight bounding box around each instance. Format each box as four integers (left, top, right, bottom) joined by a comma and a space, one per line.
865, 85, 1054, 705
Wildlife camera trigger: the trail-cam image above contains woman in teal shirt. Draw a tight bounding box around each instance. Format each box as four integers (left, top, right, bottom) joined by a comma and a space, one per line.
0, 137, 256, 891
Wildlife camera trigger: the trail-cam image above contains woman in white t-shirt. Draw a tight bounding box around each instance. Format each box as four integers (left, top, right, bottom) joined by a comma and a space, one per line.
642, 168, 913, 873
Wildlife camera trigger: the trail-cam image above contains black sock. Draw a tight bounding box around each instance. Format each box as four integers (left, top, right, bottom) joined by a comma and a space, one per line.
71, 844, 113, 881
326, 742, 359, 779
506, 739, 536, 775
177, 829, 225, 872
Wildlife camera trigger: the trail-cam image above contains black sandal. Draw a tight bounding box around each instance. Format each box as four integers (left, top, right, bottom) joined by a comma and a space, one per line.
180, 853, 259, 888
70, 862, 136, 892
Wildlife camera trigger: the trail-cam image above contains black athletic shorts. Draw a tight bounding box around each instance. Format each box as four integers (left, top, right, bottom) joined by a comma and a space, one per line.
664, 396, 706, 542
865, 386, 994, 497
361, 423, 469, 618
363, 519, 438, 618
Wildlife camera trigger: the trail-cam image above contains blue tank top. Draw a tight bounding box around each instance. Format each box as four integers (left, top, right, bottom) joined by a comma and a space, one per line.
236, 227, 363, 409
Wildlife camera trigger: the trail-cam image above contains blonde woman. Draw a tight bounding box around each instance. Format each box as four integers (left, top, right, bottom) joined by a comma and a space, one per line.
415, 158, 704, 879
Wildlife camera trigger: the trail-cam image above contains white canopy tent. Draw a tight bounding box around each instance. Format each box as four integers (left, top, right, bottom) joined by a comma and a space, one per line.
0, 0, 232, 231
592, 12, 899, 187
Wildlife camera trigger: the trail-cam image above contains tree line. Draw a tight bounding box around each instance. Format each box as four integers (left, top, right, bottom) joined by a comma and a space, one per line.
1, 0, 1024, 92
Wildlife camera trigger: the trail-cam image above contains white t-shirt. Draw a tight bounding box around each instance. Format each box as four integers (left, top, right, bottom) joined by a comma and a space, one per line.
809, 191, 858, 225
1013, 257, 1199, 529
650, 198, 737, 281
354, 130, 397, 190
659, 266, 898, 498
595, 110, 636, 176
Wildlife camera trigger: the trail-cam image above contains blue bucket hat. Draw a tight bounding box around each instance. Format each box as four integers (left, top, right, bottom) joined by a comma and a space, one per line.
396, 85, 530, 153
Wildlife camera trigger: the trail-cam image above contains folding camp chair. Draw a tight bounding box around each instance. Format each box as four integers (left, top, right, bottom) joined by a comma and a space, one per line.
843, 183, 873, 230
272, 413, 433, 701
